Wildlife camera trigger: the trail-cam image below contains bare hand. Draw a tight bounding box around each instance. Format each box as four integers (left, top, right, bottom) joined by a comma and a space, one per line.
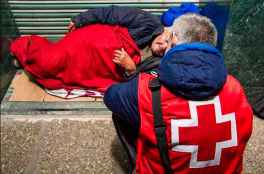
67, 21, 76, 32
113, 48, 136, 74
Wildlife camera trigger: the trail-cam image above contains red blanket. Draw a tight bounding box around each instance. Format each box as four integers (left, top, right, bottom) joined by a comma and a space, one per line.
10, 24, 141, 92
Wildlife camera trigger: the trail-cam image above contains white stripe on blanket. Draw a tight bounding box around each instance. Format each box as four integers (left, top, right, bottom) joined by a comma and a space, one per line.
45, 88, 104, 99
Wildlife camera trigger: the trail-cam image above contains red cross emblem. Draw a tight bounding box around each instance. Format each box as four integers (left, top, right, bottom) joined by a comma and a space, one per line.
171, 96, 238, 168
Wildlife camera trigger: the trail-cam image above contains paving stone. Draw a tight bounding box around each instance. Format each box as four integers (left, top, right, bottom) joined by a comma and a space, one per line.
1, 116, 128, 174
1, 115, 263, 174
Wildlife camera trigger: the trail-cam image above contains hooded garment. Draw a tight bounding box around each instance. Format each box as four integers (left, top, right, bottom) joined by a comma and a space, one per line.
159, 42, 227, 100
10, 24, 141, 92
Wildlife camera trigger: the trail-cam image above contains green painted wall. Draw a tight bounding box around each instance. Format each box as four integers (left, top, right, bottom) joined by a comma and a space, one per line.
0, 0, 18, 101
224, 0, 264, 116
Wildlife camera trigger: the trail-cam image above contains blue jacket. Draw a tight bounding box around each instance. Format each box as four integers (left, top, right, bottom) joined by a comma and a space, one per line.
104, 43, 227, 133
72, 5, 163, 49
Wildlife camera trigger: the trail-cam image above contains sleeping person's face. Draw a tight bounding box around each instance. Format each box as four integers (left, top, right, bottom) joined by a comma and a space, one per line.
150, 30, 172, 57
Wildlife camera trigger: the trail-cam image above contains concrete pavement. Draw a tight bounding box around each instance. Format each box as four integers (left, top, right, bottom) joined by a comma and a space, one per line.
1, 115, 263, 174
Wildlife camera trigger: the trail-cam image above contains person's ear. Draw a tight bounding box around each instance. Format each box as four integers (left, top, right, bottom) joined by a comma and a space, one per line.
171, 32, 178, 47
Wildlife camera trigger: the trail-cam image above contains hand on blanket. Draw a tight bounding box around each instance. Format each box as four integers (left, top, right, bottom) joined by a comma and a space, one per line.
113, 48, 136, 75
68, 21, 76, 32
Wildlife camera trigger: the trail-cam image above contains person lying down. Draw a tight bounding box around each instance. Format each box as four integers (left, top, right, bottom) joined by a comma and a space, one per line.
9, 6, 170, 98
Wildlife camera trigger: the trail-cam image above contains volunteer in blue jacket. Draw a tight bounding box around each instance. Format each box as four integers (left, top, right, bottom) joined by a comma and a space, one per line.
104, 13, 253, 174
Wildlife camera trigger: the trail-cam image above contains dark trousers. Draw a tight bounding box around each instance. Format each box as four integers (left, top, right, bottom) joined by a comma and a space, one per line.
112, 114, 137, 174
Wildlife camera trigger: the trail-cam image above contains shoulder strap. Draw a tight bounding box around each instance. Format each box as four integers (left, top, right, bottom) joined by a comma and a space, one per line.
136, 56, 161, 73
125, 56, 160, 80
149, 78, 173, 174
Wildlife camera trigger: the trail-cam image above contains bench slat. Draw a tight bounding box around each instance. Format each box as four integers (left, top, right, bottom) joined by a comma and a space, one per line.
9, 4, 182, 10
19, 30, 67, 34
16, 21, 69, 26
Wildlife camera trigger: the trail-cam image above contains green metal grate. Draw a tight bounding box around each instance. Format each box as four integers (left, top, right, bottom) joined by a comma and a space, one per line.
5, 0, 231, 41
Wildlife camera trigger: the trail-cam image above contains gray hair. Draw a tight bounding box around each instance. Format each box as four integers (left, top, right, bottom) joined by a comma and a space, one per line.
170, 13, 217, 46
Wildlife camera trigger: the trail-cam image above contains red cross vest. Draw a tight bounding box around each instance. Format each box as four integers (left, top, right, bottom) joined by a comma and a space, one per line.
136, 73, 253, 174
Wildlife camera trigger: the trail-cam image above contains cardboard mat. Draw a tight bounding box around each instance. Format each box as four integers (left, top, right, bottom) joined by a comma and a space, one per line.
8, 71, 101, 102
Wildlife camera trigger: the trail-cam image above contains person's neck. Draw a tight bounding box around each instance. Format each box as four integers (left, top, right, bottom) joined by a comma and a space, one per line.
140, 46, 153, 61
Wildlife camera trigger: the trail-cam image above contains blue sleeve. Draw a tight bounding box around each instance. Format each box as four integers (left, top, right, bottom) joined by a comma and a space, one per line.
73, 6, 129, 27
72, 5, 163, 48
103, 77, 139, 130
